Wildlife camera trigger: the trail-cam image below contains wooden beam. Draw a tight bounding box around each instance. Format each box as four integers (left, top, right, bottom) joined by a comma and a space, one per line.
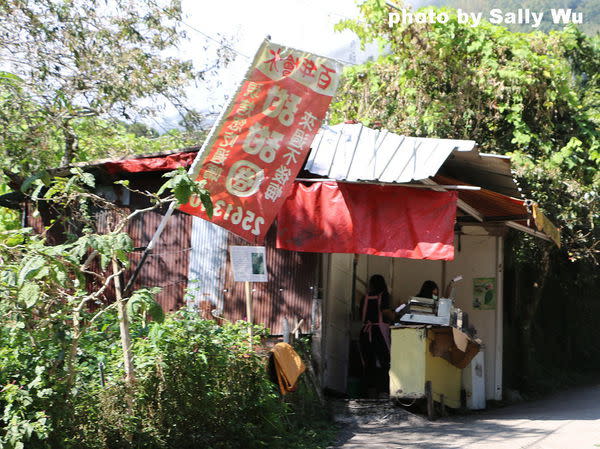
420, 178, 485, 222
456, 199, 485, 222
506, 221, 552, 242
457, 215, 529, 223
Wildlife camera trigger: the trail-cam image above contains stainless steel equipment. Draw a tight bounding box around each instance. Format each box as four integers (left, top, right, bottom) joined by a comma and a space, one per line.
399, 296, 462, 327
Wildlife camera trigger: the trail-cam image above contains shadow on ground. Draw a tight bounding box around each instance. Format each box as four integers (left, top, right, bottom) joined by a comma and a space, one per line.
329, 385, 600, 448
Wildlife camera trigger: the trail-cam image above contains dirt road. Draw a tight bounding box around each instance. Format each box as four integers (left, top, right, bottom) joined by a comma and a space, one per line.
333, 385, 600, 448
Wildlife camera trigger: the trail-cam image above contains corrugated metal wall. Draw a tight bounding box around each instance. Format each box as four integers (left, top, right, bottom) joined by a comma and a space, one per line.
24, 172, 317, 332
187, 217, 228, 312
127, 209, 192, 312
25, 201, 69, 245
89, 206, 192, 312
222, 226, 318, 334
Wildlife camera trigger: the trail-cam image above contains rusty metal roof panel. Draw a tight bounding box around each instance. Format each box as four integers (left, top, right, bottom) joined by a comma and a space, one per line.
433, 174, 527, 220
440, 152, 522, 198
305, 123, 477, 183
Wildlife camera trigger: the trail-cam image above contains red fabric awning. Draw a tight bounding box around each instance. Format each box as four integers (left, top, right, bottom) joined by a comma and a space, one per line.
104, 151, 196, 175
276, 182, 458, 260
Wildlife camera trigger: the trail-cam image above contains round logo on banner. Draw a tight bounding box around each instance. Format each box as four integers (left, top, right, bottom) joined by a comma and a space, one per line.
225, 160, 265, 197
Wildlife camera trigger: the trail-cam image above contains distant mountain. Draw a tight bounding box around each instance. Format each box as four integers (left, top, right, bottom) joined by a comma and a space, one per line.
410, 0, 599, 34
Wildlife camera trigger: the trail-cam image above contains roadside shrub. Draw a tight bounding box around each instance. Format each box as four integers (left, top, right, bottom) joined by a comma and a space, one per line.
90, 315, 290, 448
0, 309, 332, 449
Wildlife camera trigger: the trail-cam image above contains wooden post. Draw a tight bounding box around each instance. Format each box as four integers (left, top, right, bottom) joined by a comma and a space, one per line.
425, 380, 435, 420
245, 281, 253, 346
283, 317, 290, 344
440, 393, 447, 417
113, 259, 135, 383
307, 362, 325, 405
292, 318, 304, 340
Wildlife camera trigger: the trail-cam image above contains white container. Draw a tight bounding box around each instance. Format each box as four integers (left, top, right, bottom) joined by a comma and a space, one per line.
463, 350, 486, 410
437, 298, 452, 317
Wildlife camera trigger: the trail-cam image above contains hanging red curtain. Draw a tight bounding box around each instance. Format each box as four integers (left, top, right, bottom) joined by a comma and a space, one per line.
276, 182, 457, 260
103, 151, 197, 175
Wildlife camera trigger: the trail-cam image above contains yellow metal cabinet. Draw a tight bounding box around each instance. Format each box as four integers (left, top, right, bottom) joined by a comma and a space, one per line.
389, 327, 462, 408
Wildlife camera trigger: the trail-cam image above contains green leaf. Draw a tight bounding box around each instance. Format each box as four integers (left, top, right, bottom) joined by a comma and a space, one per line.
30, 182, 45, 201
127, 287, 164, 323
200, 191, 213, 218
18, 256, 46, 286
173, 181, 191, 204
158, 167, 212, 208
20, 172, 50, 193
146, 300, 165, 324
18, 282, 40, 308
0, 71, 23, 83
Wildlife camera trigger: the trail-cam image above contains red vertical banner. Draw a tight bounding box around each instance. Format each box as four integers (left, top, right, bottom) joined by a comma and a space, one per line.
179, 40, 343, 242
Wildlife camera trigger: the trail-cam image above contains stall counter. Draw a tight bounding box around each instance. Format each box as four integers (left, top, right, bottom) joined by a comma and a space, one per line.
389, 325, 479, 409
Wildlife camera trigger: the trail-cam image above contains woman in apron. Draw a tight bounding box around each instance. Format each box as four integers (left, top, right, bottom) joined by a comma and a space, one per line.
359, 274, 392, 397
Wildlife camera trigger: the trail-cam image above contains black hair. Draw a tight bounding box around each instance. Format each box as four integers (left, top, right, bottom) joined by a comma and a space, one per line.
368, 274, 389, 296
417, 280, 439, 299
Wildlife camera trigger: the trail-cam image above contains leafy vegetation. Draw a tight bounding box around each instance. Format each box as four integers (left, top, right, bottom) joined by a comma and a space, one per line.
334, 0, 599, 388
0, 2, 335, 446
335, 1, 599, 260
0, 306, 329, 449
0, 73, 207, 181
0, 168, 329, 448
423, 0, 600, 35
0, 0, 222, 191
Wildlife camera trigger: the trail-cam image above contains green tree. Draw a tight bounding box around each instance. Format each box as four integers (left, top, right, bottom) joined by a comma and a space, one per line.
0, 166, 211, 447
425, 0, 600, 35
0, 0, 231, 174
334, 0, 599, 386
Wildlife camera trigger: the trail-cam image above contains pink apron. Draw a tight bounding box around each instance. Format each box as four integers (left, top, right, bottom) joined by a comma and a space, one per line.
360, 294, 391, 351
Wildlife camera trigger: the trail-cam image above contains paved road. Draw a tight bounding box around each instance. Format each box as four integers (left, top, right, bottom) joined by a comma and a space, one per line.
334, 385, 600, 448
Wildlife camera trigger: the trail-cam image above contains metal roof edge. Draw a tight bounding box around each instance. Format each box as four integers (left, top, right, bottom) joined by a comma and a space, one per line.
479, 153, 511, 160
49, 146, 202, 173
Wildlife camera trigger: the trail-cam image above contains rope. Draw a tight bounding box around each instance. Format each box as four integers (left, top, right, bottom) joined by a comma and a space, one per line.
396, 397, 418, 407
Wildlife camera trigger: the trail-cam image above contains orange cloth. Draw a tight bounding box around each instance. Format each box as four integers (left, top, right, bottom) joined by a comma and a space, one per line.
271, 343, 306, 395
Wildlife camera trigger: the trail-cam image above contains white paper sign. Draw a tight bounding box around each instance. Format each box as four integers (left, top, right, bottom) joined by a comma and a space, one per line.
229, 246, 268, 282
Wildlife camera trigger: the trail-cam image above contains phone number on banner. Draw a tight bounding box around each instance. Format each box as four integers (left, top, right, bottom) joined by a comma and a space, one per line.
189, 196, 265, 236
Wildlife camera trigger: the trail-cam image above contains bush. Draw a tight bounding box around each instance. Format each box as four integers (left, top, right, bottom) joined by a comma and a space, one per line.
1, 310, 333, 449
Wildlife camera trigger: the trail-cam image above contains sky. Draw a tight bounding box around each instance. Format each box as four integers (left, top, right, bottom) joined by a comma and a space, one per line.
159, 0, 378, 130
167, 0, 594, 130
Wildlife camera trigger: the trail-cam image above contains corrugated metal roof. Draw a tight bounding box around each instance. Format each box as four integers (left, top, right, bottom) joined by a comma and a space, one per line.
49, 146, 201, 176
434, 174, 527, 220
54, 123, 520, 198
434, 173, 559, 246
303, 123, 522, 199
305, 123, 476, 183
440, 152, 522, 198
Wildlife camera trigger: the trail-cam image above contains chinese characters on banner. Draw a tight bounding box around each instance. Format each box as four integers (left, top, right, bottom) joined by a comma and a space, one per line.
179, 40, 343, 242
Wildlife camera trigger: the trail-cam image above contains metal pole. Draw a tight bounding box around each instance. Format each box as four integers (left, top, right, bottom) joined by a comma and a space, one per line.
124, 202, 176, 294
294, 178, 481, 190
